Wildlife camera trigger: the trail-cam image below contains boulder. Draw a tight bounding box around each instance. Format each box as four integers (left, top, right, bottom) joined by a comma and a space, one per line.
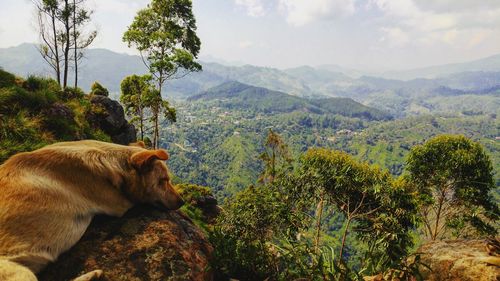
193, 195, 220, 224
38, 206, 213, 281
88, 95, 137, 145
417, 239, 500, 281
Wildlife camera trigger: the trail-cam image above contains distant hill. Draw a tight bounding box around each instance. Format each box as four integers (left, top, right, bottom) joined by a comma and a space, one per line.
0, 43, 311, 97
188, 81, 392, 120
1, 43, 499, 116
381, 54, 500, 80
0, 43, 147, 95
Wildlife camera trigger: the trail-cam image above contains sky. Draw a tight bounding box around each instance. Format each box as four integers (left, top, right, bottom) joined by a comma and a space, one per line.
0, 0, 500, 71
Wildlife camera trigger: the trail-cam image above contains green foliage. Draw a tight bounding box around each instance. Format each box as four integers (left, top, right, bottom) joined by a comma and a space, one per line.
297, 149, 419, 273
406, 135, 499, 239
122, 0, 202, 81
120, 74, 154, 140
333, 115, 499, 180
176, 183, 213, 232
61, 87, 85, 100
90, 81, 109, 96
189, 81, 391, 121
0, 70, 119, 163
210, 144, 419, 280
210, 185, 306, 280
22, 75, 61, 92
0, 86, 56, 115
0, 68, 17, 88
176, 183, 212, 204
259, 129, 292, 183
123, 0, 201, 148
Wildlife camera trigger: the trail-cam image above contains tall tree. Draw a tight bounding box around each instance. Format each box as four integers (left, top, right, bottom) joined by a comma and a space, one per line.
297, 148, 418, 269
123, 0, 202, 148
120, 75, 154, 141
33, 0, 96, 88
406, 134, 499, 240
33, 0, 62, 85
61, 0, 71, 88
259, 129, 292, 184
71, 0, 96, 88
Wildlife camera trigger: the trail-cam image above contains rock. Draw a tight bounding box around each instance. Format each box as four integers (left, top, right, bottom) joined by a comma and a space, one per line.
46, 102, 75, 121
38, 206, 213, 281
417, 239, 500, 281
193, 195, 220, 224
88, 95, 137, 145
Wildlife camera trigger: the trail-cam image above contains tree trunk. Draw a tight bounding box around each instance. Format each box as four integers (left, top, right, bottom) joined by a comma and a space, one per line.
63, 0, 70, 89
139, 104, 144, 141
51, 9, 61, 86
432, 191, 446, 240
73, 0, 78, 88
339, 216, 352, 262
153, 79, 163, 149
271, 147, 276, 181
314, 191, 325, 253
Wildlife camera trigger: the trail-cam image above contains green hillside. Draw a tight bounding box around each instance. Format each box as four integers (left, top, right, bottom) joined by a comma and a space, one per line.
165, 92, 499, 198
0, 69, 133, 163
188, 81, 392, 120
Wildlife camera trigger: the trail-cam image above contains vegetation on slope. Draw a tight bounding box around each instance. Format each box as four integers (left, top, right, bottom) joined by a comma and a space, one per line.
188, 81, 392, 120
0, 69, 115, 163
165, 95, 499, 199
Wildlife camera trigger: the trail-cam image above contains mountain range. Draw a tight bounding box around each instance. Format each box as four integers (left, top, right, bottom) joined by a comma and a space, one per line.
1, 43, 499, 117
189, 81, 391, 121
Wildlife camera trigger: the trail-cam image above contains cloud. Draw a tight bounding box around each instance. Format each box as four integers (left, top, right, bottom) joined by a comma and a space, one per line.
379, 27, 409, 47
369, 0, 500, 49
370, 0, 500, 31
235, 0, 266, 17
239, 40, 255, 48
278, 0, 356, 26
413, 0, 500, 13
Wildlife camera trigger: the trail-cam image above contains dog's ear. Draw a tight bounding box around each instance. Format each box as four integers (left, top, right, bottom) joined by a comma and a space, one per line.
130, 150, 169, 170
129, 141, 146, 148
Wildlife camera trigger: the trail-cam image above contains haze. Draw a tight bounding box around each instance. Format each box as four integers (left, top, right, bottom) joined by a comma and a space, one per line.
1, 0, 500, 71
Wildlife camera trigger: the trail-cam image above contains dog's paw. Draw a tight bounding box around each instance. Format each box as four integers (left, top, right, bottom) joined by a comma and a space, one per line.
72, 269, 103, 281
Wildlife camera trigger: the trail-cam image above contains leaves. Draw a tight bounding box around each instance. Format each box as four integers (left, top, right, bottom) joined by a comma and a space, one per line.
122, 0, 202, 83
406, 134, 498, 238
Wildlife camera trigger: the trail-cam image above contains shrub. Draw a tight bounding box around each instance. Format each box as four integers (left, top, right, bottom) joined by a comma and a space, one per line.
177, 183, 212, 204
0, 111, 51, 163
61, 87, 85, 100
0, 69, 16, 88
0, 86, 57, 114
90, 81, 109, 96
22, 75, 60, 92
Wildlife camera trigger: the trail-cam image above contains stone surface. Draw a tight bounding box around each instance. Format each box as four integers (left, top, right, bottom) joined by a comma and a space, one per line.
193, 195, 220, 224
418, 239, 500, 281
89, 95, 137, 145
38, 206, 213, 281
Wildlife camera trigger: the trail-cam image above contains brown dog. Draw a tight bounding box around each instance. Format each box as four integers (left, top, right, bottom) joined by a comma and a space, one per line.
0, 140, 184, 281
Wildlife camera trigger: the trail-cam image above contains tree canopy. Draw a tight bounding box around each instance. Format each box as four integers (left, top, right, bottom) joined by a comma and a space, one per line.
122, 0, 201, 148
406, 134, 499, 239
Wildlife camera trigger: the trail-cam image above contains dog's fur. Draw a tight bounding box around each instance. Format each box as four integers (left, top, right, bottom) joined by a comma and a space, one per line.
0, 140, 184, 281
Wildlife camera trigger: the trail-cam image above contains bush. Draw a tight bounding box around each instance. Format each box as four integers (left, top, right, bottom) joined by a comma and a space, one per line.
0, 68, 16, 88
0, 111, 50, 163
0, 72, 125, 165
22, 75, 60, 93
61, 87, 85, 100
177, 183, 212, 204
0, 86, 57, 114
90, 81, 109, 96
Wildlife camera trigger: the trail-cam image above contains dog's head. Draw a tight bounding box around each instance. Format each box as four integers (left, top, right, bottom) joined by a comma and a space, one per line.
127, 146, 184, 210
